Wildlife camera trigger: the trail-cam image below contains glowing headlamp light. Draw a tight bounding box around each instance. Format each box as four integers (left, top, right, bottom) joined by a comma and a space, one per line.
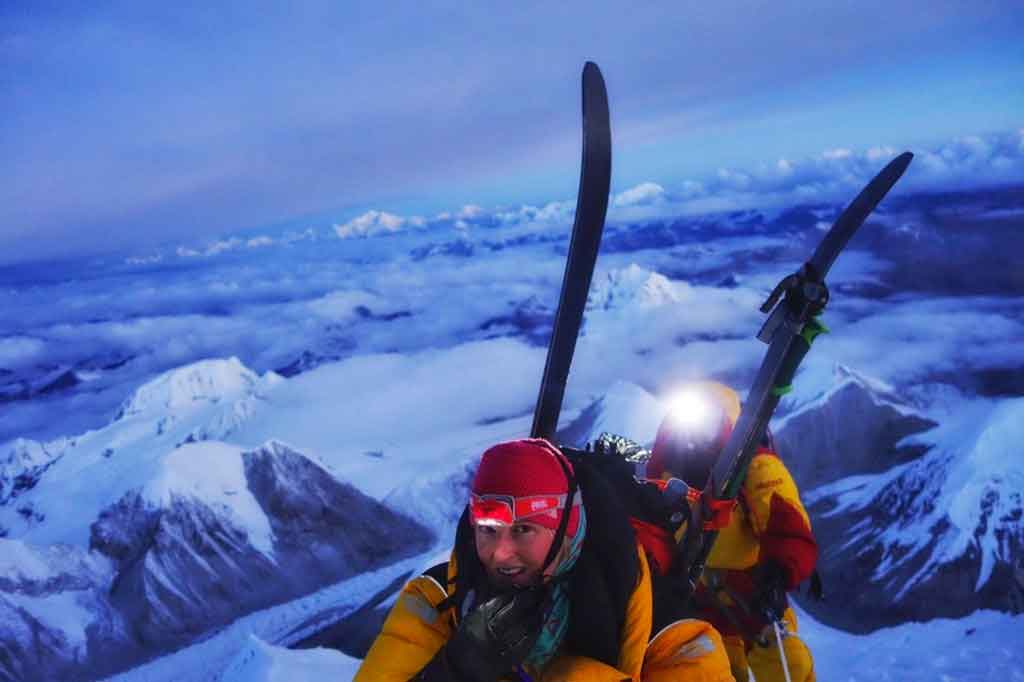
665, 389, 718, 432
469, 492, 577, 527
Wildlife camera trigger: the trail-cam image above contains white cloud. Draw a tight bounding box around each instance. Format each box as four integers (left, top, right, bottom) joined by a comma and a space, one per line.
283, 228, 317, 244
628, 128, 1024, 220
495, 200, 575, 226
680, 180, 706, 198
716, 168, 752, 189
866, 146, 897, 161
457, 204, 484, 219
125, 254, 163, 266
334, 210, 410, 239
613, 182, 666, 208
247, 236, 274, 248
823, 148, 853, 160
174, 238, 248, 258
306, 290, 390, 322
0, 336, 48, 368
205, 238, 243, 256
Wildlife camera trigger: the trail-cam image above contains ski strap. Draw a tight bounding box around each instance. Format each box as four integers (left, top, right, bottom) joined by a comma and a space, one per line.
700, 495, 736, 531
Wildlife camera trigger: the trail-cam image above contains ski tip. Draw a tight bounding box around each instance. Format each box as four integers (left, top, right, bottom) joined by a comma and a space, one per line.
890, 151, 914, 175
582, 61, 607, 97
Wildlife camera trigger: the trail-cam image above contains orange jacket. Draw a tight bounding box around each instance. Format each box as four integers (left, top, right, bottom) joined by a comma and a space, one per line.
355, 546, 735, 682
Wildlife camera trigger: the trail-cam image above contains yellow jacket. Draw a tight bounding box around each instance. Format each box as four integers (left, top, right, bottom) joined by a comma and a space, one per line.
355, 546, 734, 682
703, 450, 814, 575
663, 450, 816, 641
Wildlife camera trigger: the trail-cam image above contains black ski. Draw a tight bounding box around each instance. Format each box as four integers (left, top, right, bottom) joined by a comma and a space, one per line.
677, 151, 915, 595
530, 62, 612, 440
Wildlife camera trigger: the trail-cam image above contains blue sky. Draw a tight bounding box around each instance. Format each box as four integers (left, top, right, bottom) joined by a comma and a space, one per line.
1, 1, 1022, 265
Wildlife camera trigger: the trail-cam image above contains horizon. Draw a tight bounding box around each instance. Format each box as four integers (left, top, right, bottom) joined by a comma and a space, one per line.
2, 2, 1022, 266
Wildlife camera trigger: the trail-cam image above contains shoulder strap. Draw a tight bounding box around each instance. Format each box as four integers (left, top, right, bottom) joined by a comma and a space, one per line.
423, 562, 449, 587
426, 560, 460, 616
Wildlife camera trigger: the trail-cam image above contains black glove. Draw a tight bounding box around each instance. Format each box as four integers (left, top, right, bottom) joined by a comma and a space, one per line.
650, 572, 699, 634
753, 560, 789, 622
416, 586, 548, 682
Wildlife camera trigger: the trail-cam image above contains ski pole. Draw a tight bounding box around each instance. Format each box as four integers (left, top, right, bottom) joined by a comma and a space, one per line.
774, 614, 790, 679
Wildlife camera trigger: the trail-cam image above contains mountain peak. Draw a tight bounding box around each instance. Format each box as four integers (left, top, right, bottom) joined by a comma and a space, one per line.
587, 264, 688, 312
115, 358, 272, 421
557, 380, 667, 449
832, 363, 900, 401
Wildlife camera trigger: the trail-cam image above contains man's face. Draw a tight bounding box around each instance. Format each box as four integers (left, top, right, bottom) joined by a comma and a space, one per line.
473, 520, 557, 589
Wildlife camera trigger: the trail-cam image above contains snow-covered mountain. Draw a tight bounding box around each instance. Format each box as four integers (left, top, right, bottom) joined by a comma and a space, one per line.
587, 264, 689, 312
773, 365, 938, 489
0, 359, 432, 682
775, 370, 1024, 631
557, 379, 668, 448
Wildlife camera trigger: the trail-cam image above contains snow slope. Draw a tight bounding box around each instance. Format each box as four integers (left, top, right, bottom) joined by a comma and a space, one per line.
107, 599, 1024, 682
102, 548, 439, 682
796, 605, 1024, 681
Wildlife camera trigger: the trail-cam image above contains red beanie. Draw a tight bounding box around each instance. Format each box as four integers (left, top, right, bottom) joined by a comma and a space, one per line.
470, 438, 580, 536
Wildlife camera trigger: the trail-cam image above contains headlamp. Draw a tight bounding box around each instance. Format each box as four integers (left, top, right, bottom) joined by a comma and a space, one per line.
469, 492, 578, 527
664, 389, 720, 440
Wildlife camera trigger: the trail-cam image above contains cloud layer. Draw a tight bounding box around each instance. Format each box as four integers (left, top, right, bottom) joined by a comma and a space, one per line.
3, 172, 1023, 448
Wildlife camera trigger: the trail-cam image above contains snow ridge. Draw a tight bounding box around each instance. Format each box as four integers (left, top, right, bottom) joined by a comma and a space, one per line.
557, 380, 667, 449
587, 264, 689, 312
0, 437, 70, 506
114, 357, 274, 420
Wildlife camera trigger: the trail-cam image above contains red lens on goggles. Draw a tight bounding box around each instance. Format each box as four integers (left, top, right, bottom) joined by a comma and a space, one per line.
470, 495, 516, 525
469, 493, 571, 526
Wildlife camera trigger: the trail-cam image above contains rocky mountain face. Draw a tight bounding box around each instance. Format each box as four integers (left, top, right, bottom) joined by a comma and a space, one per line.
776, 369, 1024, 631
0, 540, 116, 682
0, 438, 69, 510
0, 361, 432, 682
773, 365, 939, 489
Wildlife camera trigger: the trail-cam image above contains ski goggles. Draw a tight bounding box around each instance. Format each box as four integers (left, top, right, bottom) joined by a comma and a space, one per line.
469, 491, 579, 527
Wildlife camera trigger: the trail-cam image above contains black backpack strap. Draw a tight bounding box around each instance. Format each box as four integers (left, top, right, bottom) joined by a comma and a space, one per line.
424, 561, 461, 617
423, 562, 449, 586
